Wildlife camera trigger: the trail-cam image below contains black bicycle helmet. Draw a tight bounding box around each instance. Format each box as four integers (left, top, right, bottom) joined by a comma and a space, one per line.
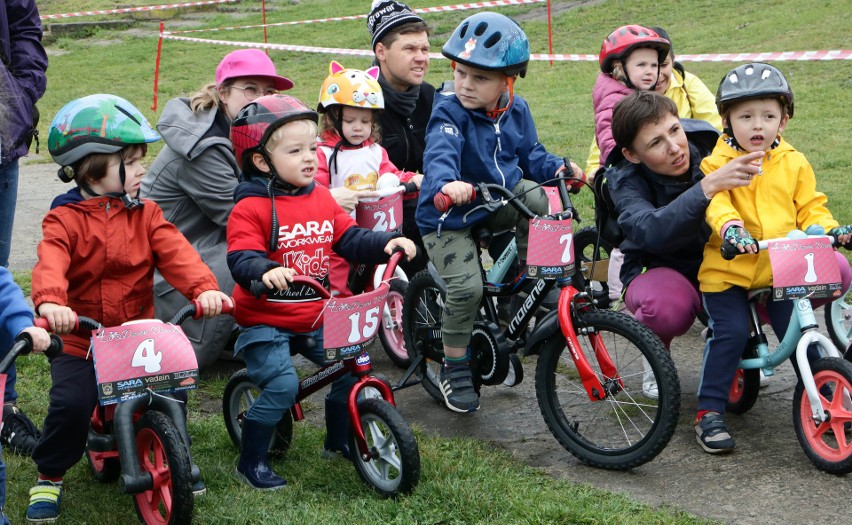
716, 62, 794, 118
442, 12, 530, 78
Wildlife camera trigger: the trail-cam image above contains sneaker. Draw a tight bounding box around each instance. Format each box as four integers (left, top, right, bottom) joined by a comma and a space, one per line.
694, 412, 735, 454
192, 479, 207, 497
26, 480, 62, 523
641, 357, 658, 399
439, 363, 480, 413
2, 403, 42, 456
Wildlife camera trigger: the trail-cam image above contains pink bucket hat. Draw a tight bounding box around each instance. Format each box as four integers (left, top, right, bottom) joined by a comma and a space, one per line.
215, 49, 294, 91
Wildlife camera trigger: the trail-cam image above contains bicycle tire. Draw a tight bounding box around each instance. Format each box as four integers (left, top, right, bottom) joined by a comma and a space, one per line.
378, 279, 411, 369
573, 226, 613, 309
402, 270, 446, 403
349, 398, 421, 497
535, 308, 680, 470
825, 292, 851, 353
133, 410, 194, 525
727, 344, 760, 415
222, 368, 293, 455
792, 357, 852, 474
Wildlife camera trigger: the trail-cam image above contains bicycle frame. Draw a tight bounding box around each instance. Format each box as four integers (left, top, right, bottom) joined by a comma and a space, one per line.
741, 293, 843, 424
289, 350, 397, 459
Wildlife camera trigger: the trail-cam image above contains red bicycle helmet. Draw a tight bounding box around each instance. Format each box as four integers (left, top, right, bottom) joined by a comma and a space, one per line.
230, 94, 318, 174
599, 25, 670, 74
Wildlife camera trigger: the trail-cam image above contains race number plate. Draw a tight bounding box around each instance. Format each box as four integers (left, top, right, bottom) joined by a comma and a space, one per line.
90, 320, 199, 405
526, 218, 575, 279
356, 192, 403, 232
322, 283, 389, 361
768, 237, 842, 300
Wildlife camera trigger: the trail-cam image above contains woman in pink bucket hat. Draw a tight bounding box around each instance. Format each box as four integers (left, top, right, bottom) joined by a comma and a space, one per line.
140, 49, 294, 369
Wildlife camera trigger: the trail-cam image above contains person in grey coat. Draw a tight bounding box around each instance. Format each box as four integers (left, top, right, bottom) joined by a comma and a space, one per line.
141, 49, 294, 368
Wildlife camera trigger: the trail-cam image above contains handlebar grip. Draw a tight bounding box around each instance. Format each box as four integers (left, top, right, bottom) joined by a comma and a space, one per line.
189, 297, 236, 320
45, 334, 63, 359
720, 242, 750, 261
434, 186, 476, 213
34, 318, 49, 330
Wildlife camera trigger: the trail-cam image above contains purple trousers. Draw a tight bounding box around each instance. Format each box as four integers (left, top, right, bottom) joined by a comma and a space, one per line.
625, 267, 701, 350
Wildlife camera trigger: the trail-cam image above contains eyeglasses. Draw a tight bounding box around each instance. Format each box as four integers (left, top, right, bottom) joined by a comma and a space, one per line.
231, 85, 277, 101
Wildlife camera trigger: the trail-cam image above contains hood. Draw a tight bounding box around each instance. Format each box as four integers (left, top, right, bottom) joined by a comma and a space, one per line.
156, 98, 232, 161
233, 177, 315, 203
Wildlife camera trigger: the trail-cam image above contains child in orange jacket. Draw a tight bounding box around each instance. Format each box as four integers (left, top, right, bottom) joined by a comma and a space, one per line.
27, 94, 230, 523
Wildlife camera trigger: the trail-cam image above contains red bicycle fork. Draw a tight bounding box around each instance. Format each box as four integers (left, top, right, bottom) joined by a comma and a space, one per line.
290, 355, 397, 460
557, 286, 622, 400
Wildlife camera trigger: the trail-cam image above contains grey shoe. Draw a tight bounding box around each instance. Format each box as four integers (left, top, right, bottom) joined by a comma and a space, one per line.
694, 412, 735, 454
439, 364, 480, 413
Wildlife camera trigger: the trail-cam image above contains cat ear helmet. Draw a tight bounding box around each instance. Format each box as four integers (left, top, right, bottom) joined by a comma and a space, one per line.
317, 61, 384, 144
48, 94, 160, 208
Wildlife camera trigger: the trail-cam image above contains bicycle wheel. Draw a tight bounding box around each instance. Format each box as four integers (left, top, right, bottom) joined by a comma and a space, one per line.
727, 344, 760, 415
86, 448, 120, 483
402, 270, 445, 403
825, 291, 852, 353
573, 226, 613, 309
792, 357, 852, 474
378, 279, 411, 369
349, 398, 420, 497
222, 368, 293, 455
133, 410, 193, 525
535, 308, 680, 470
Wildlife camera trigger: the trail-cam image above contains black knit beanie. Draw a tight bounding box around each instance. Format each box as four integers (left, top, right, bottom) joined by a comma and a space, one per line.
367, 0, 424, 50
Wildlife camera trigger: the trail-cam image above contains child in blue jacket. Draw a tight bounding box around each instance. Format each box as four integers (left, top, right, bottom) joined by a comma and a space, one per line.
415, 12, 583, 413
0, 267, 50, 525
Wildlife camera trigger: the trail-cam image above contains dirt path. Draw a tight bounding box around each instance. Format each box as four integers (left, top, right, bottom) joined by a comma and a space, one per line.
12, 156, 851, 525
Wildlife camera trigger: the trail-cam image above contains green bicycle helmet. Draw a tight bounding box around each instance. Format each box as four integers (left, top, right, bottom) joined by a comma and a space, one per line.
48, 94, 160, 168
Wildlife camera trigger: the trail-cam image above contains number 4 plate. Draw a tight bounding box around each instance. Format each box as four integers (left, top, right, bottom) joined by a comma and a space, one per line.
90, 320, 199, 405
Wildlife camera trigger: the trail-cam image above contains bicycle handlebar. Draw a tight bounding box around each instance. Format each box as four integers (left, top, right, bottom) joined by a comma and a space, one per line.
250, 250, 406, 299
0, 333, 63, 373
32, 298, 236, 333
720, 232, 849, 261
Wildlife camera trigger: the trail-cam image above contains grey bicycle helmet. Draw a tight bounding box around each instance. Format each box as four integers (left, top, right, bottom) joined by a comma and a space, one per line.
442, 12, 530, 78
716, 62, 794, 118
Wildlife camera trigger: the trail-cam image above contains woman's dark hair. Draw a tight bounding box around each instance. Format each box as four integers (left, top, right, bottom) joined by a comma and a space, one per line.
612, 91, 679, 150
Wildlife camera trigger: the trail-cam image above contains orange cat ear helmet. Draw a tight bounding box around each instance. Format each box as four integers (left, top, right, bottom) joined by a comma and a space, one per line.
317, 61, 384, 112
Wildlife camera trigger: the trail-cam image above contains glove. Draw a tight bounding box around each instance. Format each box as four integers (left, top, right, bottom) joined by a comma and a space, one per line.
723, 225, 757, 249
829, 225, 852, 248
829, 225, 852, 237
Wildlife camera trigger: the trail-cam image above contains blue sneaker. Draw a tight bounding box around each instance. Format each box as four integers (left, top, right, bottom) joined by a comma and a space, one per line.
26, 480, 62, 523
439, 363, 480, 413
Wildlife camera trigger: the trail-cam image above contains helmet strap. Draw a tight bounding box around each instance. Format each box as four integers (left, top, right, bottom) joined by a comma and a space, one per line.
116, 152, 142, 209
486, 76, 515, 120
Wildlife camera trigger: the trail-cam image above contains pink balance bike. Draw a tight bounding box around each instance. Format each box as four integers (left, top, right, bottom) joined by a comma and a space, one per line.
222, 250, 420, 496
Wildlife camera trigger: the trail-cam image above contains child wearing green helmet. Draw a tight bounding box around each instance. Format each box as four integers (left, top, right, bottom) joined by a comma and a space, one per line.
27, 94, 232, 522
415, 12, 584, 414
694, 63, 852, 454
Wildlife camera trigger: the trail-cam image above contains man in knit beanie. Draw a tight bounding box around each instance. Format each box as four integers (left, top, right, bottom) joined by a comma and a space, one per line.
367, 0, 433, 275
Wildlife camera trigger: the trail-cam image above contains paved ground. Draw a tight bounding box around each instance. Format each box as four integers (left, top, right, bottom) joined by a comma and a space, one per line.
11, 155, 852, 524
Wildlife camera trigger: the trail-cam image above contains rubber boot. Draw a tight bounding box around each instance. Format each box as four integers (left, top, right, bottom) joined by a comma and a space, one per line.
236, 419, 286, 490
323, 398, 351, 460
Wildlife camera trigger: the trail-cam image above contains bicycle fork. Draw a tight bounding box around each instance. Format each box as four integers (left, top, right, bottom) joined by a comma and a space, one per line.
557, 286, 620, 400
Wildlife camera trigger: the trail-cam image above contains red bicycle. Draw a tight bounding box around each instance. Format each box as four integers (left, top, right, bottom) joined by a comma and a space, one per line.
222, 250, 421, 496
35, 299, 233, 524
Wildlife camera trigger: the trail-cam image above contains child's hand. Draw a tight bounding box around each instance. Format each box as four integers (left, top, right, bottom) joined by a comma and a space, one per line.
440, 181, 474, 206
262, 267, 298, 291
829, 225, 852, 247
408, 174, 423, 190
21, 326, 51, 353
385, 237, 418, 261
723, 225, 758, 254
556, 161, 586, 191
37, 303, 76, 334
330, 187, 377, 213
195, 290, 233, 318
